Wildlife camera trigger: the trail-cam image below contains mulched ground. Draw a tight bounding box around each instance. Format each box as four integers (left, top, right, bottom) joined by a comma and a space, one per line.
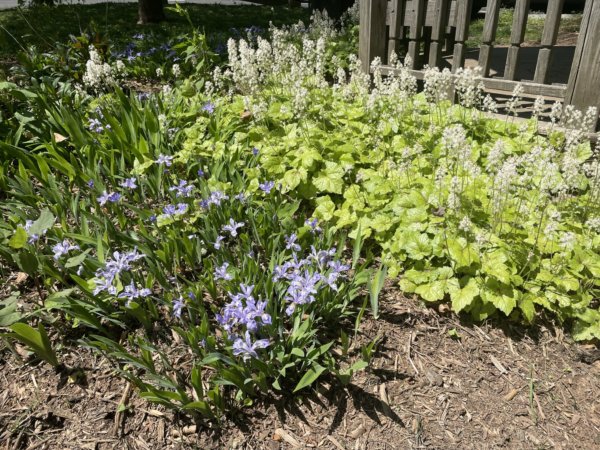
2, 286, 599, 450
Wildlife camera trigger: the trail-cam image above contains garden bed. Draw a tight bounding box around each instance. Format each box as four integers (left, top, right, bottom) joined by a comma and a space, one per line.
1, 2, 599, 449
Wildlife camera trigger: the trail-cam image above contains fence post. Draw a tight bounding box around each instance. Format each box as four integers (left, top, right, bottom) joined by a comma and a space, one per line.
565, 0, 600, 128
359, 0, 388, 72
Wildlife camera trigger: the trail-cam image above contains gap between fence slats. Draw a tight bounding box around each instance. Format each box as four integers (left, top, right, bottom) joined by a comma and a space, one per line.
388, 0, 408, 62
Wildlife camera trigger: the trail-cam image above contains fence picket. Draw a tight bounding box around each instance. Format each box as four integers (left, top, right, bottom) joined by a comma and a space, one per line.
566, 0, 600, 127
504, 0, 530, 80
358, 0, 599, 130
533, 0, 565, 84
359, 0, 388, 72
451, 0, 473, 72
407, 0, 427, 68
478, 0, 501, 77
428, 0, 451, 67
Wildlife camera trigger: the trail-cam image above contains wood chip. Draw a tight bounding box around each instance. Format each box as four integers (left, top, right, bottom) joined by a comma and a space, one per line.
379, 384, 390, 406
490, 355, 507, 374
503, 388, 519, 402
326, 435, 345, 450
182, 425, 196, 435
425, 369, 443, 387
274, 428, 302, 448
15, 272, 28, 285
349, 424, 366, 439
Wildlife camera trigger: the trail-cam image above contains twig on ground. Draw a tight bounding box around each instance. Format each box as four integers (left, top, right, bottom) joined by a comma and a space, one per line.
274, 428, 302, 448
112, 382, 132, 437
407, 332, 419, 376
24, 437, 51, 450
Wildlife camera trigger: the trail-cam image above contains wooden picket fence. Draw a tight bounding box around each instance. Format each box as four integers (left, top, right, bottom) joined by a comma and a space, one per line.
359, 0, 600, 128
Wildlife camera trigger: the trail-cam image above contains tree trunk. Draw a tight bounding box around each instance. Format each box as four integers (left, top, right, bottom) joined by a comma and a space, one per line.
138, 0, 165, 24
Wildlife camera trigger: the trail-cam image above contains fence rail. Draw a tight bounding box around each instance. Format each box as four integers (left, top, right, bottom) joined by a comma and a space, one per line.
359, 0, 600, 128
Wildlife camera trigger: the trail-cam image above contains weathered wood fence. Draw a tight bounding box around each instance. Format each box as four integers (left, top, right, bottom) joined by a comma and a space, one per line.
359, 0, 600, 124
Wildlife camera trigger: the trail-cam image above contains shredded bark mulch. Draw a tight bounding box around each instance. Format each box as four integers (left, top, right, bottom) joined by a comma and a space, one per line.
1, 288, 599, 449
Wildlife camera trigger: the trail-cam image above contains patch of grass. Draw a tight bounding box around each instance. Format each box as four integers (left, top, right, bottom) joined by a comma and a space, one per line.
0, 3, 311, 58
467, 8, 581, 47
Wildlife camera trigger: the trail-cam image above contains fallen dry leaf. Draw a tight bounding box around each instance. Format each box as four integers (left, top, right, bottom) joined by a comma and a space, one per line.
54, 132, 68, 143
15, 272, 28, 285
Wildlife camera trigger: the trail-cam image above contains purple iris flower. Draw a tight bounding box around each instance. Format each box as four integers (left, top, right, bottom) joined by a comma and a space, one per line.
285, 233, 301, 252
93, 249, 145, 296
87, 180, 95, 188
252, 147, 259, 156
175, 203, 188, 214
118, 281, 152, 306
232, 331, 270, 361
163, 203, 188, 216
163, 204, 177, 215
23, 219, 47, 244
93, 277, 117, 296
305, 218, 322, 234
214, 262, 233, 281
120, 177, 137, 189
259, 181, 275, 194
169, 180, 193, 197
97, 191, 121, 206
214, 235, 224, 250
284, 270, 322, 315
172, 296, 185, 318
222, 219, 245, 237
204, 190, 229, 207
239, 283, 254, 300
197, 169, 205, 177
309, 245, 337, 267
155, 154, 174, 166
202, 102, 215, 114
328, 260, 350, 273
216, 284, 271, 334
52, 239, 80, 260
88, 118, 104, 133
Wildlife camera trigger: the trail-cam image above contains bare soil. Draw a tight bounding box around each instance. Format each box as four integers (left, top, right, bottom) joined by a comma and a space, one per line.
2, 286, 599, 450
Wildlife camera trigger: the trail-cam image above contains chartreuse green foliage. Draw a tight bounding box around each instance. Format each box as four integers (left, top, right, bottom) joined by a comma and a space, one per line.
193, 96, 600, 339
175, 24, 600, 340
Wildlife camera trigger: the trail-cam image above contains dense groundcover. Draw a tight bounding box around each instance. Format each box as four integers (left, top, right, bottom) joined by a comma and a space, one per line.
0, 3, 599, 423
